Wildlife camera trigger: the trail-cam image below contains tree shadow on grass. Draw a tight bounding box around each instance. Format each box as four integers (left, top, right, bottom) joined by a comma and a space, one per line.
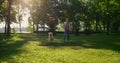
39, 41, 96, 47
0, 33, 119, 63
38, 33, 120, 52
1, 33, 119, 62
0, 34, 30, 62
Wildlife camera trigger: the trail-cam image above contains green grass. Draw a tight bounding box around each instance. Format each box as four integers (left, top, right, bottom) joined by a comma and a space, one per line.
0, 33, 120, 63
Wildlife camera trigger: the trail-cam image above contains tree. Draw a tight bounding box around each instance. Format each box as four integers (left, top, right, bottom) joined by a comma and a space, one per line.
15, 4, 23, 33
5, 0, 12, 36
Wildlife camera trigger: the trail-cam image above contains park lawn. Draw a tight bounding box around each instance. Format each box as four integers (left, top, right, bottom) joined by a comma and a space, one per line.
0, 33, 120, 63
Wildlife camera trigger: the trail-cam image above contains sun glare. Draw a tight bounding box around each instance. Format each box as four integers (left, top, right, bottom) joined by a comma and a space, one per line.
21, 8, 30, 27
20, 0, 29, 4
23, 0, 29, 4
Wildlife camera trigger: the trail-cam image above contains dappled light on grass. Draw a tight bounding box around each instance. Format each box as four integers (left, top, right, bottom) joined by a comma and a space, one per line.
0, 33, 120, 63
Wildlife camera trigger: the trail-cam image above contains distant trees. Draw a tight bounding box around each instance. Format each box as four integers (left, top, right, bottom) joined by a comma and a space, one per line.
0, 0, 28, 36
0, 0, 120, 36
87, 0, 120, 34
28, 0, 59, 32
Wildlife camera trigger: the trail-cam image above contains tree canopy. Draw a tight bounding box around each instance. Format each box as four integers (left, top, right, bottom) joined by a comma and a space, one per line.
0, 0, 120, 36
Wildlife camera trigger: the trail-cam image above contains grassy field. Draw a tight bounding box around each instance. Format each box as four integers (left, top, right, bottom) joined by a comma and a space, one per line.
0, 33, 120, 63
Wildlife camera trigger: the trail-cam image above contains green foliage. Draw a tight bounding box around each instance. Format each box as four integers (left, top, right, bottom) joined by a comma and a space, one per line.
1, 0, 120, 35
12, 27, 16, 33
0, 0, 7, 22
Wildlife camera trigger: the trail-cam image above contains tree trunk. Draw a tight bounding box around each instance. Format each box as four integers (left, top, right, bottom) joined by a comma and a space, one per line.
6, 0, 12, 36
106, 0, 110, 35
43, 24, 45, 31
95, 13, 100, 31
4, 21, 7, 34
19, 21, 22, 33
95, 20, 99, 31
18, 6, 22, 33
107, 19, 110, 35
103, 21, 106, 31
33, 23, 35, 32
36, 24, 39, 32
74, 21, 79, 36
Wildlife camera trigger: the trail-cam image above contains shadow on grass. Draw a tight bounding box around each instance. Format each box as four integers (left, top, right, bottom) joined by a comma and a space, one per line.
38, 33, 120, 52
0, 33, 120, 62
39, 41, 96, 48
0, 34, 30, 62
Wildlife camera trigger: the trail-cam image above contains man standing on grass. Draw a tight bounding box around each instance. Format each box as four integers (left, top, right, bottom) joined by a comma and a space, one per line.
63, 17, 72, 42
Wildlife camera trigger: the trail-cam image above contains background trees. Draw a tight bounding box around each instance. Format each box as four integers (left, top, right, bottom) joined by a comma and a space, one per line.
0, 0, 120, 36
